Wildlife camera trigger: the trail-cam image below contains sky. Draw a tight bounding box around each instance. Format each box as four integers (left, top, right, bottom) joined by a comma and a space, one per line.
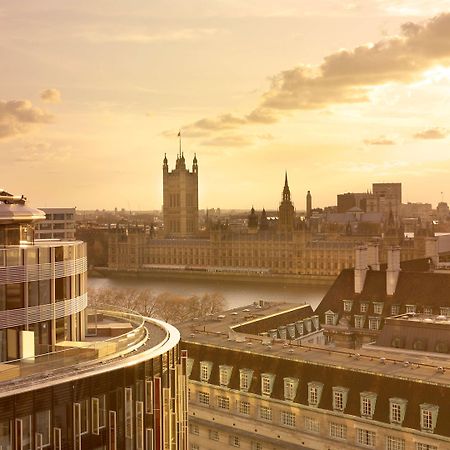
1, 0, 450, 211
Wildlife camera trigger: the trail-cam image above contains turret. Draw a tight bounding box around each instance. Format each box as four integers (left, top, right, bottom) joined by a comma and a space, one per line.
193, 153, 198, 174
306, 190, 312, 219
163, 153, 168, 174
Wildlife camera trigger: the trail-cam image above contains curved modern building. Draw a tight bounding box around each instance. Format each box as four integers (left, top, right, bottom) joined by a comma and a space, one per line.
0, 191, 188, 450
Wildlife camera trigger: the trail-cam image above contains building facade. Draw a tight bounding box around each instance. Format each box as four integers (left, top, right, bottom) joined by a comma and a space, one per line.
180, 299, 450, 450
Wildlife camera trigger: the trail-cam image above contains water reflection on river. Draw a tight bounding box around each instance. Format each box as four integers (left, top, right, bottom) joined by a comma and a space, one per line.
88, 276, 331, 310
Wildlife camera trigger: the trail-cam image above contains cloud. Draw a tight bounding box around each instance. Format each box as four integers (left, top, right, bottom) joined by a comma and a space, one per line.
40, 88, 61, 103
177, 12, 450, 136
0, 100, 53, 140
80, 28, 218, 44
200, 135, 253, 147
364, 136, 397, 145
413, 127, 449, 139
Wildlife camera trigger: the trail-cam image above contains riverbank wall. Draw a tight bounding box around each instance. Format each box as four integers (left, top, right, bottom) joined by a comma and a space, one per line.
89, 267, 335, 286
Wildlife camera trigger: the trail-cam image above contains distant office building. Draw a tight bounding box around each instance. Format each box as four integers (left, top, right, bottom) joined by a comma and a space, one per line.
0, 190, 188, 449
337, 192, 368, 213
163, 151, 199, 237
35, 206, 76, 240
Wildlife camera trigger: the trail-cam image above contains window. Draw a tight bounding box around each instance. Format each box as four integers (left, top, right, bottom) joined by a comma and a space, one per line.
405, 304, 416, 314
416, 443, 438, 450
261, 373, 275, 396
239, 401, 250, 415
423, 307, 433, 315
219, 365, 232, 387
329, 422, 347, 440
124, 387, 133, 439
200, 361, 212, 382
304, 416, 320, 433
343, 300, 353, 312
356, 428, 376, 447
190, 423, 199, 435
35, 410, 50, 447
386, 436, 405, 450
186, 358, 194, 377
325, 311, 338, 325
373, 302, 384, 314
259, 406, 272, 421
239, 369, 253, 391
368, 317, 380, 331
283, 377, 298, 401
209, 429, 219, 441
391, 305, 400, 315
389, 398, 407, 425
332, 387, 349, 412
420, 404, 439, 433
440, 307, 450, 316
307, 382, 323, 407
198, 392, 210, 405
229, 435, 240, 447
281, 411, 295, 427
360, 302, 369, 313
355, 315, 365, 329
360, 392, 377, 419
191, 445, 199, 450
251, 442, 263, 450
217, 396, 230, 410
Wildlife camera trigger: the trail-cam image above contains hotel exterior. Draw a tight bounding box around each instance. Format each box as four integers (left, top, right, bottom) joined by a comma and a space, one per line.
0, 190, 188, 450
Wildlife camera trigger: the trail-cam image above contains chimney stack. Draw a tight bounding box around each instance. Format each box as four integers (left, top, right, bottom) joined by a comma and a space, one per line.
386, 246, 401, 296
354, 245, 368, 294
367, 243, 380, 270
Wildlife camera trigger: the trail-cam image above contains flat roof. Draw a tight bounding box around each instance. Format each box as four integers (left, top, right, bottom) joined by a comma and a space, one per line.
179, 303, 450, 387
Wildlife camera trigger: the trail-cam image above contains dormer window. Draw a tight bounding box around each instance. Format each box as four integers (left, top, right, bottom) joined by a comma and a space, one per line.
391, 304, 400, 315
360, 302, 369, 313
423, 306, 433, 315
283, 377, 299, 401
200, 361, 213, 383
325, 311, 338, 326
440, 307, 450, 317
239, 369, 253, 392
304, 318, 312, 333
360, 392, 377, 419
354, 315, 365, 329
261, 373, 275, 396
307, 382, 323, 407
420, 404, 439, 433
219, 365, 233, 387
332, 387, 349, 412
373, 302, 384, 315
343, 300, 353, 312
405, 305, 416, 314
368, 317, 381, 331
389, 398, 407, 425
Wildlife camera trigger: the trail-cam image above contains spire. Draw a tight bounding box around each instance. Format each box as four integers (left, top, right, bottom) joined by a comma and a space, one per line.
178, 130, 182, 158
282, 171, 291, 202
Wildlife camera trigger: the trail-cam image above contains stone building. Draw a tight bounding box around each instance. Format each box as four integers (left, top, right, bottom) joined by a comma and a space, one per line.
163, 151, 199, 237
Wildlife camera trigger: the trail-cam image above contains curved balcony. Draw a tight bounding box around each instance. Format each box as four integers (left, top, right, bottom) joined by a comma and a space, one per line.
0, 306, 178, 392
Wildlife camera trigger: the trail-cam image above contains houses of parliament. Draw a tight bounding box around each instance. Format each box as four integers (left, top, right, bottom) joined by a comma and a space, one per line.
108, 152, 438, 278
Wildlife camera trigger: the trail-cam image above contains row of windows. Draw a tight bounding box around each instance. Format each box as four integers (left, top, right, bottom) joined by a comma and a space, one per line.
343, 300, 450, 317
195, 388, 439, 433
189, 420, 438, 449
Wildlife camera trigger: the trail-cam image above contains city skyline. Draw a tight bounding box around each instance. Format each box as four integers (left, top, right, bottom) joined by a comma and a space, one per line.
1, 1, 450, 209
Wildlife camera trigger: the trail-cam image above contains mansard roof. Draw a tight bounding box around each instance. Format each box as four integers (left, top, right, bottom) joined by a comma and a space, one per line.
315, 267, 450, 318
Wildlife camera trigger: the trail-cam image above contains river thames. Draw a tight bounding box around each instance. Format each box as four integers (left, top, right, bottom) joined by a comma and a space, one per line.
88, 275, 331, 310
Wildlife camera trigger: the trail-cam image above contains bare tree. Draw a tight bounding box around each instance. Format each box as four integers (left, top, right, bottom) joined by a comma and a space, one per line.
88, 287, 226, 324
